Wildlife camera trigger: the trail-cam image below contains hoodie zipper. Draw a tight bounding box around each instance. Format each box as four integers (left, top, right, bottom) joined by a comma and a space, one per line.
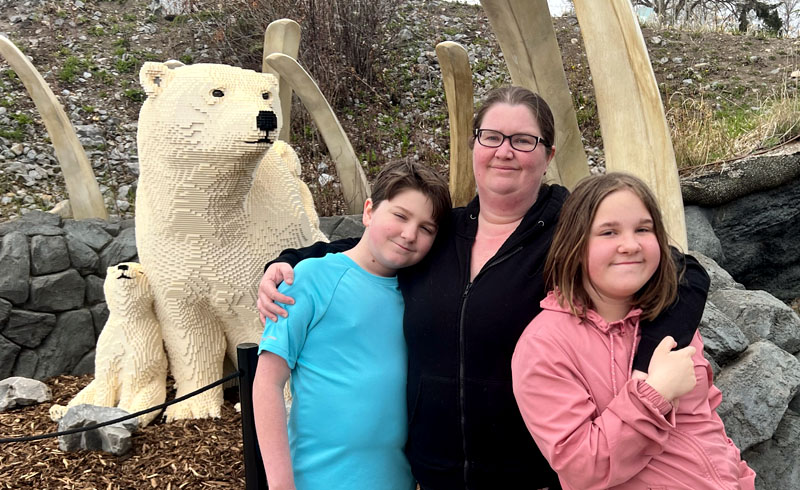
457, 244, 524, 486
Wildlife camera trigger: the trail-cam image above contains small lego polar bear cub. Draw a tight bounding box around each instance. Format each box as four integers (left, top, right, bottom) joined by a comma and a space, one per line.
134, 61, 327, 421
50, 263, 167, 426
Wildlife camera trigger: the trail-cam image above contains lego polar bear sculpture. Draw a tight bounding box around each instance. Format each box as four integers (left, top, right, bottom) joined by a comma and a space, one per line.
136, 61, 327, 420
49, 263, 167, 426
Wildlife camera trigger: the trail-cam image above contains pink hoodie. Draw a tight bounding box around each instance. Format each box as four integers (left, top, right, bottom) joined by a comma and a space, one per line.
511, 292, 755, 490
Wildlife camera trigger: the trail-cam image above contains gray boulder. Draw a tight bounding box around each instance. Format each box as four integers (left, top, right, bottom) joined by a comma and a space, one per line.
84, 275, 105, 305
691, 251, 744, 294
98, 227, 137, 272
30, 235, 70, 275
33, 309, 95, 380
27, 269, 85, 312
1, 310, 56, 348
12, 350, 38, 379
0, 298, 10, 324
743, 410, 800, 490
62, 219, 113, 251
319, 215, 364, 241
0, 335, 21, 379
57, 405, 138, 456
72, 349, 95, 376
685, 206, 723, 263
0, 232, 30, 304
0, 211, 63, 237
89, 302, 109, 337
699, 301, 749, 365
0, 376, 51, 411
716, 341, 800, 450
710, 289, 800, 353
64, 233, 100, 275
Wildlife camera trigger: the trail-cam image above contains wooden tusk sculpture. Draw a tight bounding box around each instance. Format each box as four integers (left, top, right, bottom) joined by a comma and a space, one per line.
264, 52, 371, 215
572, 0, 687, 248
0, 36, 107, 220
263, 19, 301, 143
476, 0, 687, 248
435, 41, 476, 208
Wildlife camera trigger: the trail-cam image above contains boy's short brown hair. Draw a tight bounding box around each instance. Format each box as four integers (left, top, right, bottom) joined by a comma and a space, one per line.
370, 159, 452, 224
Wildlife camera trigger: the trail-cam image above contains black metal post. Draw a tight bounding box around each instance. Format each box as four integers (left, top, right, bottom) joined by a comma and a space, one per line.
238, 342, 268, 490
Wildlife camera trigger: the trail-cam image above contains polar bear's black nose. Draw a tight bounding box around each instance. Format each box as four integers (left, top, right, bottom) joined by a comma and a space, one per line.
118, 264, 129, 271
257, 111, 278, 132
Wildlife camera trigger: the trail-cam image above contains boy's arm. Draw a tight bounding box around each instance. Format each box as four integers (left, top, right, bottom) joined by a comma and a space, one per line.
633, 250, 710, 372
265, 237, 359, 270
253, 353, 295, 490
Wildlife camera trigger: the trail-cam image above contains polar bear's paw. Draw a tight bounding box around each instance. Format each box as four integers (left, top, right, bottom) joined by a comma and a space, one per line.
49, 404, 69, 421
164, 396, 222, 422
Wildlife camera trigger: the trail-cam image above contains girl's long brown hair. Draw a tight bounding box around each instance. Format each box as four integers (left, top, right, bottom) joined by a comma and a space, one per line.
545, 173, 678, 321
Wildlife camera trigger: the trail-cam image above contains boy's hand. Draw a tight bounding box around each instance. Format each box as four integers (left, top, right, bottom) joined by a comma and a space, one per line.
257, 263, 296, 323
644, 336, 697, 403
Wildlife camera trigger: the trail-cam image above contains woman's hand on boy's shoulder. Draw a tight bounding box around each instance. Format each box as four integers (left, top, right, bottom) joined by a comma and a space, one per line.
258, 262, 296, 323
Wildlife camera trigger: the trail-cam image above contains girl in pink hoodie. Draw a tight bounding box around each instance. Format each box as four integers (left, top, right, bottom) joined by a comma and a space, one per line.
511, 173, 756, 490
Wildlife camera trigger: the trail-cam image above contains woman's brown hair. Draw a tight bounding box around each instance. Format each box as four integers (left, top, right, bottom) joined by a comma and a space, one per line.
544, 172, 678, 321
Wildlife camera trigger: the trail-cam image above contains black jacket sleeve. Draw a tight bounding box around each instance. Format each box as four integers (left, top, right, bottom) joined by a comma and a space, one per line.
263, 237, 360, 271
633, 249, 711, 372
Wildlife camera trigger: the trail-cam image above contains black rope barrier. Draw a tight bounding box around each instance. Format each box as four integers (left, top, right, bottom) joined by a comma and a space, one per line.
0, 370, 242, 444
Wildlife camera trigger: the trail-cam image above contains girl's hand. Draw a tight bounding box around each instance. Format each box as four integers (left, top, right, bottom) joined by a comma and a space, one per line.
644, 336, 696, 403
631, 369, 648, 380
257, 263, 296, 323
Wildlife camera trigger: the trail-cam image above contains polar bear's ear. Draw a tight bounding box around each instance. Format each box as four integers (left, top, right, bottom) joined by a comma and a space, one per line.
139, 61, 184, 97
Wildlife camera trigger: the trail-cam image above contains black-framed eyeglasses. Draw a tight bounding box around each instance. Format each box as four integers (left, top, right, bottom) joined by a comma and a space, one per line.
474, 129, 546, 152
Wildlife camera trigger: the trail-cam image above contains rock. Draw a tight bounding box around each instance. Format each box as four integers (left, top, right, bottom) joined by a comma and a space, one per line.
65, 233, 100, 275
2, 310, 56, 348
0, 377, 51, 412
98, 227, 137, 271
30, 235, 70, 275
33, 309, 95, 380
62, 219, 113, 251
716, 341, 800, 451
57, 405, 138, 456
743, 410, 800, 489
684, 206, 723, 263
0, 219, 63, 237
12, 350, 38, 379
0, 335, 21, 379
691, 251, 744, 294
397, 27, 414, 41
89, 302, 109, 337
0, 298, 10, 324
319, 215, 364, 242
27, 269, 85, 313
699, 301, 749, 365
84, 275, 105, 305
71, 349, 95, 376
711, 176, 800, 301
0, 232, 30, 305
710, 289, 800, 353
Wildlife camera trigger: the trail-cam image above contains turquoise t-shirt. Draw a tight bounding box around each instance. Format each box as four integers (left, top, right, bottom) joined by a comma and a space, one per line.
258, 253, 414, 490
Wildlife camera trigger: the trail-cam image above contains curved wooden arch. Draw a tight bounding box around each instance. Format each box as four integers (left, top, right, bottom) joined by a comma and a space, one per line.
264, 53, 370, 215
0, 36, 107, 219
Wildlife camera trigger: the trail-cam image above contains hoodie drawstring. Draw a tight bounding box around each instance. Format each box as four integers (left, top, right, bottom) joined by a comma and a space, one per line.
609, 331, 618, 396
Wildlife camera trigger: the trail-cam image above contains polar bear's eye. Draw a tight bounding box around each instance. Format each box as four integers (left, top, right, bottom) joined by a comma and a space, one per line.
262, 92, 270, 100
212, 89, 225, 97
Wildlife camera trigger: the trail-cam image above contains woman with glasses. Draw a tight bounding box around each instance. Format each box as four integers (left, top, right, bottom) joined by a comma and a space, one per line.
257, 86, 709, 490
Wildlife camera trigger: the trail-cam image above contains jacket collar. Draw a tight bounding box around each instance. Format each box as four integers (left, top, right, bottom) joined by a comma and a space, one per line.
540, 291, 642, 334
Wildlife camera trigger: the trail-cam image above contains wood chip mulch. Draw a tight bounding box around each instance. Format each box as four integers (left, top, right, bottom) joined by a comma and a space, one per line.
0, 375, 247, 489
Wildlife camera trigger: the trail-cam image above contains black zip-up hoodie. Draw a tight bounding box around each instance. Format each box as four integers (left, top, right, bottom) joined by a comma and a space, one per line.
266, 184, 709, 490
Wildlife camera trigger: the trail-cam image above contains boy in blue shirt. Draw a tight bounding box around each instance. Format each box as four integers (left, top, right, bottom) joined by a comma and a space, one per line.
253, 160, 451, 490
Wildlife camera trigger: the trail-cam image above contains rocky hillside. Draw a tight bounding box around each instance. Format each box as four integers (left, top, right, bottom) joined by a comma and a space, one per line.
0, 0, 798, 221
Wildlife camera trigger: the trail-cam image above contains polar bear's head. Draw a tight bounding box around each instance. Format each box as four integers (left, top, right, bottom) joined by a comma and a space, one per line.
137, 61, 281, 158
104, 262, 154, 312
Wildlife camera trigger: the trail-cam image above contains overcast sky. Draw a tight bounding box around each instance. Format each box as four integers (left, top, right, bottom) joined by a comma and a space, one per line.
448, 0, 573, 16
